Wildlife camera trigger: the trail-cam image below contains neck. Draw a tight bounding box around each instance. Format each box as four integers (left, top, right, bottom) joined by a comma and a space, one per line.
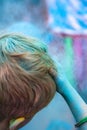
0, 119, 9, 130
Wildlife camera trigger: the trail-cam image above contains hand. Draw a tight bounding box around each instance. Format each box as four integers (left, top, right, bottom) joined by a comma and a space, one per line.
49, 56, 69, 94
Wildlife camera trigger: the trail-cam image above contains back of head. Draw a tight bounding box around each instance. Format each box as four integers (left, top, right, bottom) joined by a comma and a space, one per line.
0, 34, 56, 123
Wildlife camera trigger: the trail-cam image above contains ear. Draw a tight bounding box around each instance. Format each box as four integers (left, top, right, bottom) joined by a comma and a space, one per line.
9, 117, 25, 130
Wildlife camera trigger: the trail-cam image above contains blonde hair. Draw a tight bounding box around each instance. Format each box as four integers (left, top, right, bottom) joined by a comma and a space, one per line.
0, 34, 56, 122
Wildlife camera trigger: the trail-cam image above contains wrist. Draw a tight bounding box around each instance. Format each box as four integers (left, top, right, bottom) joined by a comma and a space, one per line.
75, 116, 87, 128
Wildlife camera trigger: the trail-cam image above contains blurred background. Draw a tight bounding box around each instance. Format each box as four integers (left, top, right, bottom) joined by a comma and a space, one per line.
0, 0, 87, 130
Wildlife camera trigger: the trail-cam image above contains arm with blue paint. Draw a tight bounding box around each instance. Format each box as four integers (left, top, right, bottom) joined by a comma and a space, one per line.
49, 60, 87, 130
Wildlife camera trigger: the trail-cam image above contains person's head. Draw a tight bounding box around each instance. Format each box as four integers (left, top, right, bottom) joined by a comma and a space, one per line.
0, 34, 56, 129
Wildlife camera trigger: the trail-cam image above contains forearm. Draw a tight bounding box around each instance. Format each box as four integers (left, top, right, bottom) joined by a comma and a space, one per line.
49, 55, 87, 129
55, 76, 87, 129
57, 79, 87, 121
